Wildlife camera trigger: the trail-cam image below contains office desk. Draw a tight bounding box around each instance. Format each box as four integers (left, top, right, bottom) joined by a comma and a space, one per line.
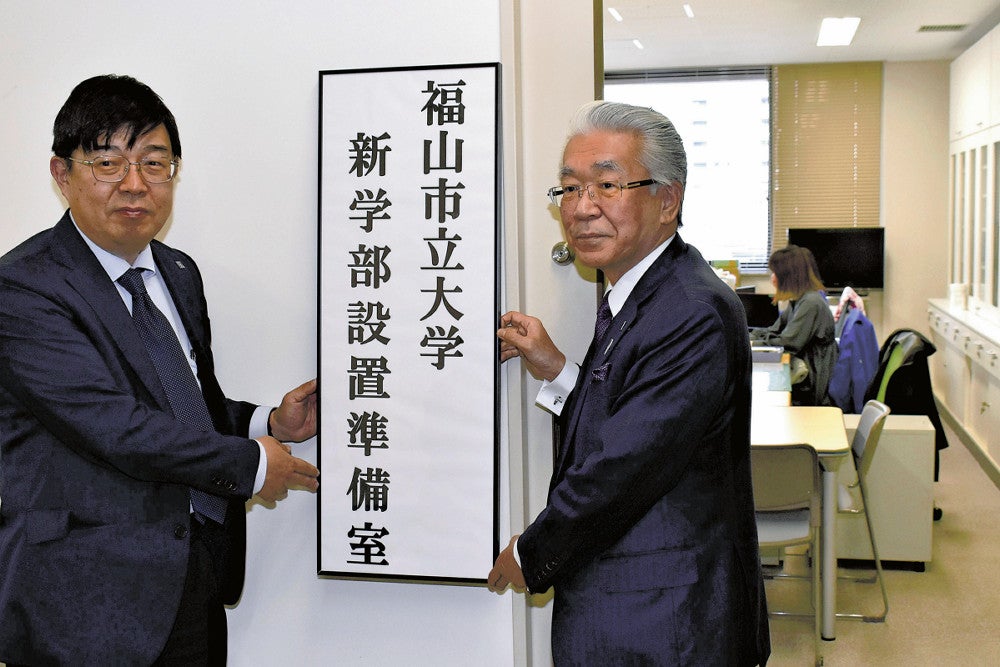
751, 405, 850, 640
752, 351, 790, 406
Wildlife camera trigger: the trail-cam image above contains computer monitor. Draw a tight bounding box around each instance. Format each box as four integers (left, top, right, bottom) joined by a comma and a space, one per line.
739, 293, 780, 328
786, 227, 884, 290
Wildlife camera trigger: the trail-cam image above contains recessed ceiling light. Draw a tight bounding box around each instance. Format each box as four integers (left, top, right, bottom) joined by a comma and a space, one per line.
817, 17, 861, 46
632, 39, 645, 50
608, 7, 623, 22
683, 4, 694, 19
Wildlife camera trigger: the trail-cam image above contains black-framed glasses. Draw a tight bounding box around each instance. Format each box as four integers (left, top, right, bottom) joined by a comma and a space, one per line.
66, 155, 179, 184
548, 179, 658, 207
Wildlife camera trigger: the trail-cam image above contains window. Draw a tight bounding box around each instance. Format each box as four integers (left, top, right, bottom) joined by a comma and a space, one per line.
605, 63, 884, 278
605, 69, 771, 271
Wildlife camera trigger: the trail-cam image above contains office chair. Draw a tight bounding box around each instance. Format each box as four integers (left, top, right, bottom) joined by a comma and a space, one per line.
836, 399, 891, 623
751, 444, 823, 666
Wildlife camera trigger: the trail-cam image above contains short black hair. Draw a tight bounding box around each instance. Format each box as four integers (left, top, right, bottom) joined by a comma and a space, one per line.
52, 74, 181, 158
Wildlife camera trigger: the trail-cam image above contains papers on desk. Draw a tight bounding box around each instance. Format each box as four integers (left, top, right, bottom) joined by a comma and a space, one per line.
752, 347, 791, 406
753, 367, 785, 391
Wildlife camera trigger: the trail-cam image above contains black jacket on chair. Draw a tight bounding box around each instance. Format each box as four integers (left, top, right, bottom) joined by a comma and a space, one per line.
864, 328, 949, 479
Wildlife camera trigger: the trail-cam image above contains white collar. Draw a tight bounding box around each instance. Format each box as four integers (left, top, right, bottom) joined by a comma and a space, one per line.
605, 233, 676, 315
69, 211, 156, 282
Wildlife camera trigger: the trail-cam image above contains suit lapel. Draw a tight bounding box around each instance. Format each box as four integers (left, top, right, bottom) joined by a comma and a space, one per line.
152, 244, 207, 353
553, 286, 642, 483
553, 236, 687, 482
51, 214, 171, 409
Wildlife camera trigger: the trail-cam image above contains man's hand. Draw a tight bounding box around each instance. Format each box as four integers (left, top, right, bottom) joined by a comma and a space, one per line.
497, 312, 566, 381
257, 435, 320, 502
487, 535, 526, 593
269, 379, 317, 443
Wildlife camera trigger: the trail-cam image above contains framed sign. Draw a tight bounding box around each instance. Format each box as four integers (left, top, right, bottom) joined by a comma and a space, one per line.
317, 63, 500, 582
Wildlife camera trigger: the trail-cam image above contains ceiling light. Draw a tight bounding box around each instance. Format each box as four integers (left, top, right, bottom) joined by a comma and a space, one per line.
632, 39, 645, 50
608, 7, 623, 22
683, 4, 694, 19
817, 17, 861, 46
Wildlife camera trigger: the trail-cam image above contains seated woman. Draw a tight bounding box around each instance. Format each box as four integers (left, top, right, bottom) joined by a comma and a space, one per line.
750, 245, 838, 406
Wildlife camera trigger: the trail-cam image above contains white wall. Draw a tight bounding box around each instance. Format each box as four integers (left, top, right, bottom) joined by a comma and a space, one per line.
881, 60, 951, 339
501, 5, 601, 664
0, 1, 521, 664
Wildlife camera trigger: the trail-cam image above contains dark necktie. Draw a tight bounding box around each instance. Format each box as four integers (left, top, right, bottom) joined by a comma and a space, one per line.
117, 267, 228, 524
594, 290, 613, 346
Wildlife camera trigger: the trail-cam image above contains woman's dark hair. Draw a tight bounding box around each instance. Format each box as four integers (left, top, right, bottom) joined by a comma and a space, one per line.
769, 244, 825, 301
52, 74, 181, 158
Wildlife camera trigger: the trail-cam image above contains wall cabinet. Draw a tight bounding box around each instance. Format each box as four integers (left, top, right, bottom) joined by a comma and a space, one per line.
939, 19, 1000, 524
951, 33, 992, 140
927, 306, 972, 421
928, 299, 1000, 480
970, 363, 1000, 463
950, 24, 1000, 321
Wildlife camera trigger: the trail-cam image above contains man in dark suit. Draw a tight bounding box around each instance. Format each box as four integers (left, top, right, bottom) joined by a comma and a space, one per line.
489, 101, 770, 665
0, 74, 320, 664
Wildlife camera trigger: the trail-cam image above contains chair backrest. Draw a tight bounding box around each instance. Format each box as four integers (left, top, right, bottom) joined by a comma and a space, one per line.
852, 399, 891, 478
750, 444, 821, 514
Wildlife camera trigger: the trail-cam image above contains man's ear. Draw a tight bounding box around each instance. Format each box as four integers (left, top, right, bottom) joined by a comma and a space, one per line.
50, 156, 72, 197
659, 181, 683, 224
50, 156, 69, 184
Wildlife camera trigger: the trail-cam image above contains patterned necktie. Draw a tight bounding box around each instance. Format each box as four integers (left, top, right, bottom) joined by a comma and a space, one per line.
117, 267, 228, 524
594, 290, 613, 346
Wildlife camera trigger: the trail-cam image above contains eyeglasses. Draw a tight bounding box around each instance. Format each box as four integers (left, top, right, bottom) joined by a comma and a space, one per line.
66, 155, 179, 184
548, 179, 657, 207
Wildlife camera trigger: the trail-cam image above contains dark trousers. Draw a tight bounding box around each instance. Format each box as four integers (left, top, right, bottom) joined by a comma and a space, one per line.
154, 517, 228, 666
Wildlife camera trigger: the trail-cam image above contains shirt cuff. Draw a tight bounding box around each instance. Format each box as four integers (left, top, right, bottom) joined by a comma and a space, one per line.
512, 536, 521, 567
249, 405, 273, 439
252, 440, 268, 496
535, 362, 579, 416
250, 405, 274, 496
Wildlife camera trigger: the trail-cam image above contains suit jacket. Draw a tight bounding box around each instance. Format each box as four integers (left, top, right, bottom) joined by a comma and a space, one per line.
829, 306, 879, 414
518, 236, 770, 666
0, 212, 260, 665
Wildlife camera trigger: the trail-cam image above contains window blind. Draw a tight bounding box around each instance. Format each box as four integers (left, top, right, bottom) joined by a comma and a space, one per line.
770, 62, 883, 252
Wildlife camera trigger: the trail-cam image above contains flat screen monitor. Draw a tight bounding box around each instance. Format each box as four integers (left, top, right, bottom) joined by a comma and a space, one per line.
739, 293, 780, 328
786, 227, 884, 290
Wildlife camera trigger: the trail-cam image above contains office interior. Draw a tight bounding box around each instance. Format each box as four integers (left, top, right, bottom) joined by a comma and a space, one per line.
1, 1, 999, 664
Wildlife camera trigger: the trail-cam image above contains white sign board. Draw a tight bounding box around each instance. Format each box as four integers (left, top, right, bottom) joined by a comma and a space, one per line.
318, 63, 500, 582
